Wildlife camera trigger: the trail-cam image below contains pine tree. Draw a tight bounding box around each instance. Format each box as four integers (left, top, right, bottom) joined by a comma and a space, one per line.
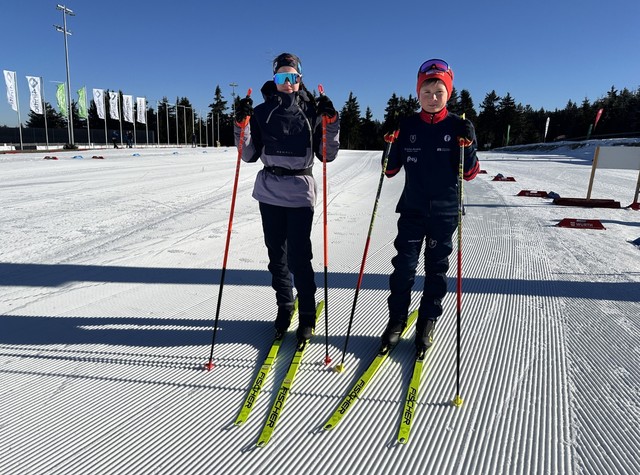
25, 102, 66, 128
448, 88, 461, 115
477, 90, 500, 149
382, 93, 402, 133
340, 92, 362, 149
175, 96, 196, 145
458, 89, 478, 122
497, 93, 518, 146
208, 85, 229, 146
360, 107, 382, 150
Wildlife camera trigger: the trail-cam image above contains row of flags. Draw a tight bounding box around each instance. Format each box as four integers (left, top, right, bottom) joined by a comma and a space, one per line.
4, 70, 147, 125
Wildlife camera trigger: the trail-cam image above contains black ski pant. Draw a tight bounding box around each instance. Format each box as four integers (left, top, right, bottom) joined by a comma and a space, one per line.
259, 202, 317, 327
388, 214, 458, 326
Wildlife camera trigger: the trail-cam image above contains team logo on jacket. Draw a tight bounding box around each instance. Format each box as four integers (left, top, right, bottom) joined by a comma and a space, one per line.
444, 135, 452, 142
407, 156, 417, 163
410, 134, 417, 143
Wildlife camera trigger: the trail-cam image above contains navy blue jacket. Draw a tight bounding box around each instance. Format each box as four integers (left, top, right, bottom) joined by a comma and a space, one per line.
386, 109, 479, 217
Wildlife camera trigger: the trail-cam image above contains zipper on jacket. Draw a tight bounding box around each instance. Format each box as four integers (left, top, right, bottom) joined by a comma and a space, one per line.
296, 98, 314, 161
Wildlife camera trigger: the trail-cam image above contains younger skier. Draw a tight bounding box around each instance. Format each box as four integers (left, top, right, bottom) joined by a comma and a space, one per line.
381, 58, 479, 354
234, 53, 340, 345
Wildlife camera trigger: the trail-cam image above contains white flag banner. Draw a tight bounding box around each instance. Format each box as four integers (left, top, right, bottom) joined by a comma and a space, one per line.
109, 91, 119, 120
3, 70, 18, 112
123, 94, 133, 123
136, 97, 146, 124
26, 76, 44, 115
93, 88, 105, 120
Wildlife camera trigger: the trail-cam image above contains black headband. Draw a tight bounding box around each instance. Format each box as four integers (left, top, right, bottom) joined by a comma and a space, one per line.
273, 53, 302, 74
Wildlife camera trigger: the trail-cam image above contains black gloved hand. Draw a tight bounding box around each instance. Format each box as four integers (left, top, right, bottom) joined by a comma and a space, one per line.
382, 111, 401, 136
458, 119, 475, 147
235, 97, 253, 124
317, 95, 336, 118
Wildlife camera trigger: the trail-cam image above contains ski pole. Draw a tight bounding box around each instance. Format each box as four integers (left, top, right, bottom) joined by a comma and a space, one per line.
204, 88, 252, 371
452, 133, 465, 406
335, 130, 398, 373
318, 84, 331, 366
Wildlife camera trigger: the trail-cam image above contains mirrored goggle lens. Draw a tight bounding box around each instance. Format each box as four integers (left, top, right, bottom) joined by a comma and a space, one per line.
419, 59, 449, 73
273, 72, 301, 85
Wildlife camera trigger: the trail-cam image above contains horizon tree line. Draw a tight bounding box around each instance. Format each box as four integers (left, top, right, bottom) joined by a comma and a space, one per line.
13, 84, 640, 150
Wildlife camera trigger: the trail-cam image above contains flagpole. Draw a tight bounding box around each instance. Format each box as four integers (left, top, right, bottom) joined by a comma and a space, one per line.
133, 98, 137, 147
211, 113, 216, 147
82, 86, 90, 147
175, 104, 179, 146
14, 77, 24, 151
156, 100, 160, 147
118, 93, 123, 146
41, 77, 50, 151
103, 102, 108, 149
165, 102, 169, 146
204, 111, 209, 147
144, 100, 149, 145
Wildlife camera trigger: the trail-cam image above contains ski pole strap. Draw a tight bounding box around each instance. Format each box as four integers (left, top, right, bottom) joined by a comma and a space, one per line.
263, 166, 313, 177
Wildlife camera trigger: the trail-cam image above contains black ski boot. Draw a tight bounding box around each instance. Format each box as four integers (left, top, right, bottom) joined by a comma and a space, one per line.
380, 315, 407, 350
274, 304, 294, 340
296, 312, 316, 347
415, 319, 436, 355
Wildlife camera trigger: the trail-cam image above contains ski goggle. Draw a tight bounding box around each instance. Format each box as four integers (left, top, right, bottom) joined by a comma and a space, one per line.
273, 72, 302, 85
418, 59, 449, 74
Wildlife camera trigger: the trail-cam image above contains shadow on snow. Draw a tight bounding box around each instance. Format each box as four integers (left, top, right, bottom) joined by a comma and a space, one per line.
0, 262, 636, 302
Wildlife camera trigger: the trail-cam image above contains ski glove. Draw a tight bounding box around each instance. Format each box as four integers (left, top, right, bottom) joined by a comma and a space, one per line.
458, 119, 475, 147
317, 95, 337, 118
382, 111, 401, 136
384, 130, 399, 143
235, 97, 254, 126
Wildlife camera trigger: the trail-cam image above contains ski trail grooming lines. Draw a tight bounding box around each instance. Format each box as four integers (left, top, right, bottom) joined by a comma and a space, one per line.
256, 301, 324, 447
335, 130, 399, 373
323, 310, 418, 431
318, 84, 332, 367
452, 133, 465, 407
234, 300, 299, 426
204, 89, 252, 371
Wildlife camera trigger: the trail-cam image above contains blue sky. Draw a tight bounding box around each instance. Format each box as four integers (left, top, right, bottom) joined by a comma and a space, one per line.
2, 0, 639, 127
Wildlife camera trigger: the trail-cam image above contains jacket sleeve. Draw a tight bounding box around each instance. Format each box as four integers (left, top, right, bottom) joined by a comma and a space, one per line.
234, 116, 262, 163
314, 112, 340, 162
462, 123, 480, 181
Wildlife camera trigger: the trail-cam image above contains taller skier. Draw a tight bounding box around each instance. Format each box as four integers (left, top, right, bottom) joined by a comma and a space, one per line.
380, 58, 480, 354
234, 53, 340, 345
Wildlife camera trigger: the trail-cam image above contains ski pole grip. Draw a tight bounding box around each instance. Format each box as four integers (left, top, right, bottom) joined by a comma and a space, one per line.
384, 130, 399, 143
246, 88, 252, 98
318, 84, 325, 96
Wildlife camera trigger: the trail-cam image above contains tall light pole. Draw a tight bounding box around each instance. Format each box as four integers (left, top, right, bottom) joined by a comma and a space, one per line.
54, 4, 75, 145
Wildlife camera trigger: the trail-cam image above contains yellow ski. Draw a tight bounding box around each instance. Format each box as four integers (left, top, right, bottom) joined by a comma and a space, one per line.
323, 309, 418, 431
256, 301, 324, 447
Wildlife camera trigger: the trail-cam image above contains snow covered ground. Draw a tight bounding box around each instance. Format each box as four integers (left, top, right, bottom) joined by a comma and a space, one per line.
1, 143, 638, 474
